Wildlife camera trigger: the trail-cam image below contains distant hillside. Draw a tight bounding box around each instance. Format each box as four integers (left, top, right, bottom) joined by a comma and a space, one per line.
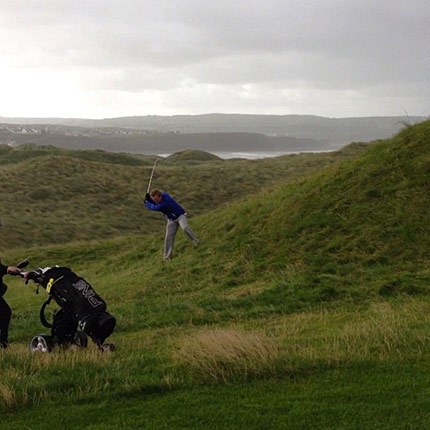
97, 114, 426, 145
0, 123, 327, 154
0, 113, 426, 146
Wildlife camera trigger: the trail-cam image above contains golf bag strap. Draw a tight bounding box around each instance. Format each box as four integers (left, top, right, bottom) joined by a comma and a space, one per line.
40, 296, 53, 328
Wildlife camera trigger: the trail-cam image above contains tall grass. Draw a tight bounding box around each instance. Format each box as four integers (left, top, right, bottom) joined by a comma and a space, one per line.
0, 344, 114, 410
174, 328, 279, 383
172, 299, 430, 384
274, 299, 430, 369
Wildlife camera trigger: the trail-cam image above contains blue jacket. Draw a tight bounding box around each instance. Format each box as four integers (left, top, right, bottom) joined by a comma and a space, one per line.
144, 192, 186, 221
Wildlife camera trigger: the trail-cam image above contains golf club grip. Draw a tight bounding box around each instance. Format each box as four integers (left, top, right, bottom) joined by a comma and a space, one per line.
16, 259, 29, 269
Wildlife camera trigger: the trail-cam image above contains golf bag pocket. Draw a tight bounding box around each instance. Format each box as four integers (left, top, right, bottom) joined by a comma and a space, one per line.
51, 309, 79, 345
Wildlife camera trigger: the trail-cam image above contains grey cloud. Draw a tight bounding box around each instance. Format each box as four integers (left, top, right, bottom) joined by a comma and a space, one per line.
0, 0, 429, 116
3, 1, 429, 63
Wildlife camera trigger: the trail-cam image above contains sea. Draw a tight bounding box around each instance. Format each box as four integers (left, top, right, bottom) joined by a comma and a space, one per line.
157, 149, 335, 160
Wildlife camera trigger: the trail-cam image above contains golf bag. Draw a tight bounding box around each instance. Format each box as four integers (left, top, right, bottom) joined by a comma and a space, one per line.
27, 266, 116, 352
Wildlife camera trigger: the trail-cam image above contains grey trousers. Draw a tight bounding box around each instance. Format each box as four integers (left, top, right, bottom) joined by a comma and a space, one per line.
164, 214, 199, 259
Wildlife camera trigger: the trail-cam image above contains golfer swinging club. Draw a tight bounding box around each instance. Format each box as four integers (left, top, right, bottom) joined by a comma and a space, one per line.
143, 161, 199, 260
144, 189, 200, 260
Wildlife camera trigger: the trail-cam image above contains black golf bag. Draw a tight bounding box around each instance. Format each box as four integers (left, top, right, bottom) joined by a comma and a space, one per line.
27, 266, 116, 352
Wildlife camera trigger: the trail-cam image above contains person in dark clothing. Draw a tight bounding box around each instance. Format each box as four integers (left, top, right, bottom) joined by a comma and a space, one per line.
0, 260, 21, 348
144, 188, 200, 260
23, 266, 116, 348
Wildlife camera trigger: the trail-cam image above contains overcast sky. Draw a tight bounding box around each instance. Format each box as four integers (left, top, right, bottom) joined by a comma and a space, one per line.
0, 0, 429, 119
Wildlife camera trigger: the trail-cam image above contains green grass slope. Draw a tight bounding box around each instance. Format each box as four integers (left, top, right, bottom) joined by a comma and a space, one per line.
0, 121, 429, 429
207, 120, 430, 305
114, 119, 429, 325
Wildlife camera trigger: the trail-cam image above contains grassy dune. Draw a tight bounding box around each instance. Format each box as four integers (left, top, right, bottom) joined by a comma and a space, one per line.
0, 121, 429, 428
0, 144, 360, 250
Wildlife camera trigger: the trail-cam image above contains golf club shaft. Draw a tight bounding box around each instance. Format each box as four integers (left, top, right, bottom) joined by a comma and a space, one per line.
146, 159, 158, 193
